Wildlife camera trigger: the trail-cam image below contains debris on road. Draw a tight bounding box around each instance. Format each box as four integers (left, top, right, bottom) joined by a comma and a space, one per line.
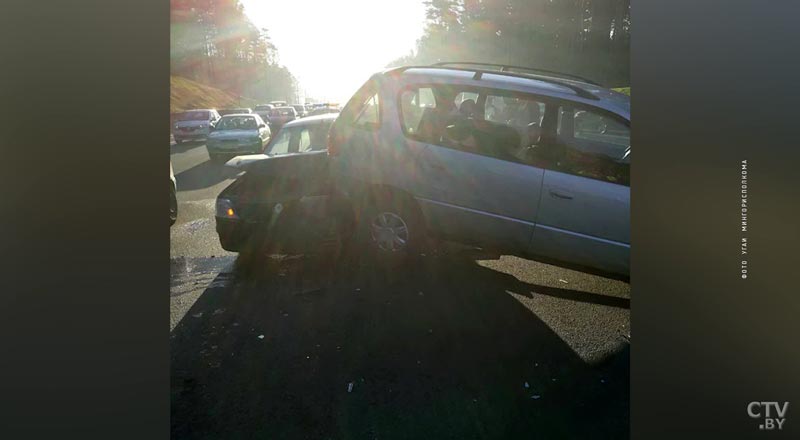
558, 279, 569, 284
212, 308, 225, 315
258, 335, 265, 339
531, 395, 541, 400
524, 382, 530, 389
192, 312, 203, 318
347, 382, 354, 393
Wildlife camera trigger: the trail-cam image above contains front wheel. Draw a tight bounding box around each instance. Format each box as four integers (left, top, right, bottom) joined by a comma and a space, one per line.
356, 189, 427, 267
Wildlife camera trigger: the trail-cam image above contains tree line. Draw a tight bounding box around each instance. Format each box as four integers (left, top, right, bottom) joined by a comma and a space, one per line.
170, 0, 298, 102
389, 0, 630, 87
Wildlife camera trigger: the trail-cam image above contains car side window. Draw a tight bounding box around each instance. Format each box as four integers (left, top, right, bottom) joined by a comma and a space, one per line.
400, 84, 552, 167
553, 105, 630, 186
297, 128, 312, 152
400, 87, 436, 137
267, 129, 291, 155
352, 92, 380, 129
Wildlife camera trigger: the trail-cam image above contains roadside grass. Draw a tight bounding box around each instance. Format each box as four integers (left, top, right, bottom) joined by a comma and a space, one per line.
171, 75, 257, 113
612, 87, 630, 95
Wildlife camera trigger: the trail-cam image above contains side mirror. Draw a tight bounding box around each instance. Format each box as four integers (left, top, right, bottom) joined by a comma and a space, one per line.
258, 123, 266, 128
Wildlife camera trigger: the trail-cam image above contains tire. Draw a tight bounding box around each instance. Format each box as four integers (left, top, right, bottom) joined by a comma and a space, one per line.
354, 188, 426, 268
169, 184, 178, 226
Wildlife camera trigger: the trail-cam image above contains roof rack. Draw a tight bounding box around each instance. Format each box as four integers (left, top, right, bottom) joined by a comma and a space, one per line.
384, 64, 600, 101
432, 62, 600, 86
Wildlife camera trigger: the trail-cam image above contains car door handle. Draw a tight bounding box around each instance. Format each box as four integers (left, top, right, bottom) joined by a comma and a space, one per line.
549, 190, 573, 200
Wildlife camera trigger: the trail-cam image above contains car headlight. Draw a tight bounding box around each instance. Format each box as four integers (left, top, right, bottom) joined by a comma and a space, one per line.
216, 198, 238, 219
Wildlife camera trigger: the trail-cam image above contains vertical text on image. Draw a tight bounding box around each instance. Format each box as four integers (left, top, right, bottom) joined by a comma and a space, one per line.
740, 160, 748, 279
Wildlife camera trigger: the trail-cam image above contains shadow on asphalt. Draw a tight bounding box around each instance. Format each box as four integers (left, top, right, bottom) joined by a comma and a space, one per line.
176, 159, 242, 192
171, 140, 207, 154
170, 248, 629, 439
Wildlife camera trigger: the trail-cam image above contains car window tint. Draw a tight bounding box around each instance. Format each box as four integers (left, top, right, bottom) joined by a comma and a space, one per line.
553, 105, 630, 186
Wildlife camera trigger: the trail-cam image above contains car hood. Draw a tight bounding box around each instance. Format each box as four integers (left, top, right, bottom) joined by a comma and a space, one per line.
208, 129, 260, 141
218, 151, 330, 203
224, 151, 327, 172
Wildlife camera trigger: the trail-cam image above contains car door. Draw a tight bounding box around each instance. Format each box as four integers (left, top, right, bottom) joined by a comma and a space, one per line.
401, 85, 547, 253
528, 103, 630, 276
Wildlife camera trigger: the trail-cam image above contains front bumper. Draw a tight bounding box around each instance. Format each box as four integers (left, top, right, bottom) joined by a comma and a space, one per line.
207, 141, 263, 155
215, 196, 337, 253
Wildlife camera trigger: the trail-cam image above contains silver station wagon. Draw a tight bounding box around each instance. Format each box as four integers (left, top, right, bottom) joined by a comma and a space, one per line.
328, 62, 630, 279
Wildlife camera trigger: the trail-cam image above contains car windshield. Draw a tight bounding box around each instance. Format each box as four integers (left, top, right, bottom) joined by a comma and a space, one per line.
216, 116, 258, 130
176, 111, 209, 121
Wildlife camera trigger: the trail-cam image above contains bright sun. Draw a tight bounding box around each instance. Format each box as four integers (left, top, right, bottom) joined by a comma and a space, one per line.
240, 0, 426, 104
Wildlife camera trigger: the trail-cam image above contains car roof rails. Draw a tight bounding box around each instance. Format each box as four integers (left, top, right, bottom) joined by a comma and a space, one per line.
432, 62, 600, 86
384, 63, 600, 101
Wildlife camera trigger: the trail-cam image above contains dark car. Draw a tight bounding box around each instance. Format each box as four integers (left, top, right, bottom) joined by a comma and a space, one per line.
267, 106, 298, 128
254, 104, 274, 122
218, 107, 253, 116
215, 114, 338, 254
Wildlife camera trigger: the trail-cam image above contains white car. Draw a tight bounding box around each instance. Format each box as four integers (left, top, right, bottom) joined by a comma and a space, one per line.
172, 109, 221, 143
206, 114, 271, 163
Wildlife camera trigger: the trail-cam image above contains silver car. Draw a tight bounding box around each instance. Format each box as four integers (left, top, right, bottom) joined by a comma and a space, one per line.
172, 109, 221, 143
206, 114, 271, 163
329, 63, 630, 278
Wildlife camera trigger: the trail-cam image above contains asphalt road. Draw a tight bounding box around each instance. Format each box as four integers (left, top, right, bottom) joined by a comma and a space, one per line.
170, 140, 631, 439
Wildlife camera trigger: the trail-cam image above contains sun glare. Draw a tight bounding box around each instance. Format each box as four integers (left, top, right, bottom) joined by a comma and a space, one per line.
240, 0, 426, 104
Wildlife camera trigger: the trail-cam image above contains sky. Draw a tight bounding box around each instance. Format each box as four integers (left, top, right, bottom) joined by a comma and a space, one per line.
240, 0, 427, 104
